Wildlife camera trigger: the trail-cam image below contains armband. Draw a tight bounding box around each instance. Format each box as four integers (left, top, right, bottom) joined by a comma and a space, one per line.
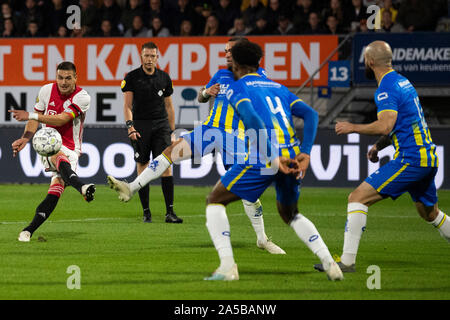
28, 112, 39, 121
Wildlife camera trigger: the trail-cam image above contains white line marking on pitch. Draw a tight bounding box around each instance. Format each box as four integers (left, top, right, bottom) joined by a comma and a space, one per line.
0, 213, 416, 225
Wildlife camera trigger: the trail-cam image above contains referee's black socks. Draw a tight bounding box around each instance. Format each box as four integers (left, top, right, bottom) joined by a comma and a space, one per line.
161, 176, 174, 214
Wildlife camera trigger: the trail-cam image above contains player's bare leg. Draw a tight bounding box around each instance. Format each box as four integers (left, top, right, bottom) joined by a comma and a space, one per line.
18, 177, 65, 242
107, 138, 191, 202
277, 202, 343, 281
204, 181, 240, 281
416, 202, 450, 242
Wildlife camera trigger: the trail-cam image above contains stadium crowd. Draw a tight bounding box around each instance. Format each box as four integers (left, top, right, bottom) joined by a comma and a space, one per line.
1, 0, 448, 38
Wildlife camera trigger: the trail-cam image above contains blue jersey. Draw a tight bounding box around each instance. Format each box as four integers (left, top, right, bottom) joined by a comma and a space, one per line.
227, 73, 317, 162
375, 70, 438, 167
203, 67, 266, 138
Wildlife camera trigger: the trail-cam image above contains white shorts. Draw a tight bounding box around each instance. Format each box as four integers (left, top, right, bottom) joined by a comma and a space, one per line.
40, 145, 78, 181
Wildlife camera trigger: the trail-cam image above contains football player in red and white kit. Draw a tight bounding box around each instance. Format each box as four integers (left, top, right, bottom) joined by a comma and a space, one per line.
9, 61, 95, 242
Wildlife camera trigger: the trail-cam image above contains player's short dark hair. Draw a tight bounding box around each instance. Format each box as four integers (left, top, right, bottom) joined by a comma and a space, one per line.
57, 61, 76, 74
228, 36, 248, 43
231, 41, 263, 69
142, 42, 158, 51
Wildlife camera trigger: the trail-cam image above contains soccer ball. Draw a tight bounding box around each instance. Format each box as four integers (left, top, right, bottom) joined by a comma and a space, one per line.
32, 127, 62, 156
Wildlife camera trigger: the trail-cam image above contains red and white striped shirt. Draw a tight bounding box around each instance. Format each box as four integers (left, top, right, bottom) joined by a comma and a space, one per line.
34, 83, 90, 156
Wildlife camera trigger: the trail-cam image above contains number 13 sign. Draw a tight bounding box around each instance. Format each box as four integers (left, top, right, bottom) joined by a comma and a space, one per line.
328, 61, 350, 87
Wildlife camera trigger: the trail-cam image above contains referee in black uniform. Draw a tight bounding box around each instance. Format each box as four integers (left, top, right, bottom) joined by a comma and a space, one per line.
121, 41, 182, 223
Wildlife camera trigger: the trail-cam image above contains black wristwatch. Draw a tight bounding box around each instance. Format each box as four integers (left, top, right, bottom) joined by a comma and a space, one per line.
126, 120, 134, 129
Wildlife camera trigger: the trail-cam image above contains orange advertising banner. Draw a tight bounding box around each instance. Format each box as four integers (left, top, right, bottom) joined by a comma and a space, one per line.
0, 36, 337, 87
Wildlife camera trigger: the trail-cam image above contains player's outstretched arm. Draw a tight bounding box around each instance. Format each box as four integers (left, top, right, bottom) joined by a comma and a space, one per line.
336, 110, 397, 136
9, 109, 73, 127
10, 111, 42, 157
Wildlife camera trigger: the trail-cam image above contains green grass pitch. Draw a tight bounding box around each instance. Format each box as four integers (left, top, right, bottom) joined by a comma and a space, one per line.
0, 184, 449, 300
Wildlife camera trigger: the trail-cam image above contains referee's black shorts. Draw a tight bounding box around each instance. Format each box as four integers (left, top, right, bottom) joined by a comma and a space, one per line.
131, 119, 171, 164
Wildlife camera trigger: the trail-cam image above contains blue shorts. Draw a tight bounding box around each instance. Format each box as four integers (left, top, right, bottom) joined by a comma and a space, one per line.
365, 160, 438, 207
181, 124, 247, 170
221, 164, 300, 204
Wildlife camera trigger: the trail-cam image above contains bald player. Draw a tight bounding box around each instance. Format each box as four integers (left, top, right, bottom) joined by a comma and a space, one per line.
315, 41, 450, 273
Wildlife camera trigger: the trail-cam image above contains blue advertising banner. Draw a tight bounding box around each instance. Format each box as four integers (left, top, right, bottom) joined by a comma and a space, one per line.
353, 33, 450, 85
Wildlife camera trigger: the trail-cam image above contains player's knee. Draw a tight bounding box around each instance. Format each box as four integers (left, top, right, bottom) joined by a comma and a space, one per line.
165, 138, 186, 162
206, 193, 215, 205
348, 189, 365, 204
348, 191, 357, 203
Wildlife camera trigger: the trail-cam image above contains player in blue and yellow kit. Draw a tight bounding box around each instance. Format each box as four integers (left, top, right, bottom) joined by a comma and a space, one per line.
107, 38, 285, 254
315, 41, 450, 274
203, 40, 343, 281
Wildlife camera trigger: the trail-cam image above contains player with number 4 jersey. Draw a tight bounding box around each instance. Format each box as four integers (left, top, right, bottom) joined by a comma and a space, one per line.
202, 40, 343, 282
107, 38, 285, 255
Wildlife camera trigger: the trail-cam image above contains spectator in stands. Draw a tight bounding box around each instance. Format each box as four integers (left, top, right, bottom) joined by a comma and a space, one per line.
121, 0, 145, 32
242, 0, 266, 29
265, 0, 284, 32
324, 14, 343, 34
357, 18, 370, 32
147, 15, 171, 37
80, 0, 98, 33
116, 0, 128, 8
97, 18, 121, 36
303, 11, 325, 34
124, 14, 148, 37
346, 0, 368, 32
249, 12, 272, 35
380, 0, 398, 23
56, 25, 69, 37
169, 0, 196, 35
179, 19, 194, 36
70, 22, 89, 37
241, 0, 268, 11
0, 3, 21, 35
98, 0, 122, 31
322, 0, 345, 28
397, 0, 433, 31
430, 0, 448, 30
377, 9, 405, 32
203, 14, 221, 36
145, 0, 169, 27
25, 20, 44, 37
214, 0, 240, 35
47, 0, 67, 36
2, 18, 18, 37
196, 2, 215, 35
273, 14, 296, 35
291, 0, 315, 33
227, 17, 251, 36
19, 0, 46, 36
